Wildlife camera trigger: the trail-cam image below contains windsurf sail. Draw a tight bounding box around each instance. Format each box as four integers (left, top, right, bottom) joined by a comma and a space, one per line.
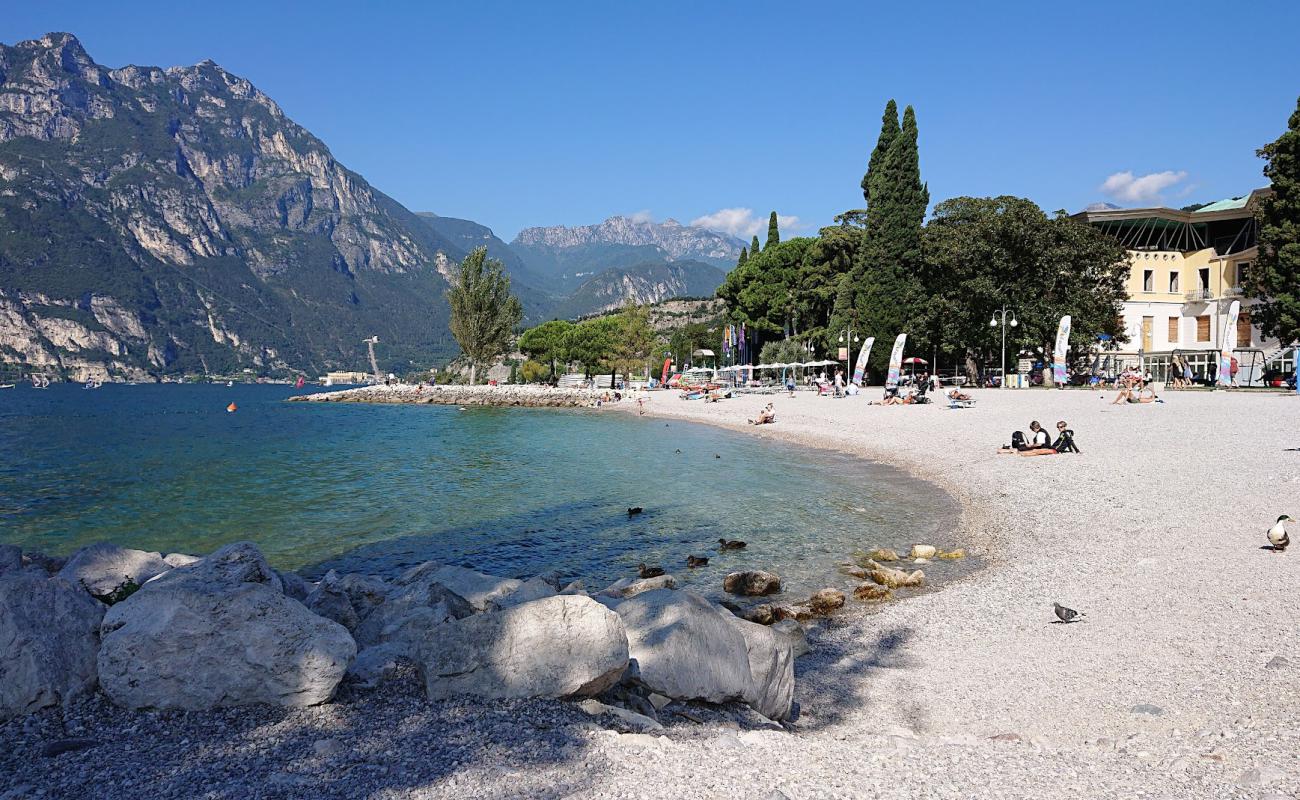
851, 337, 876, 386
295, 376, 305, 389
885, 334, 907, 389
660, 358, 672, 385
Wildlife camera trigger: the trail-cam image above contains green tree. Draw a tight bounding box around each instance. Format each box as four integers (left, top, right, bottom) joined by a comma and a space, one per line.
759, 337, 807, 366
919, 196, 1128, 381
737, 246, 748, 267
565, 317, 619, 377
445, 246, 523, 384
612, 304, 655, 380
831, 102, 927, 370
751, 234, 761, 256
519, 359, 548, 383
517, 319, 573, 379
863, 99, 899, 210
766, 211, 780, 248
803, 211, 867, 348
1246, 95, 1300, 347
717, 238, 814, 338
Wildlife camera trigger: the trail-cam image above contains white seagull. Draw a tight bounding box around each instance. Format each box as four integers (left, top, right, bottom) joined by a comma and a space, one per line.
1267, 514, 1292, 552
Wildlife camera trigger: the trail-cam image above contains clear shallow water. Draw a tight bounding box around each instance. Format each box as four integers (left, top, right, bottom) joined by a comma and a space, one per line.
0, 384, 962, 600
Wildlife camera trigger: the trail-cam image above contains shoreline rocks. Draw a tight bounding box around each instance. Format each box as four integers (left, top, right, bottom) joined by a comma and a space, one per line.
96, 542, 355, 711
723, 570, 782, 597
290, 384, 604, 409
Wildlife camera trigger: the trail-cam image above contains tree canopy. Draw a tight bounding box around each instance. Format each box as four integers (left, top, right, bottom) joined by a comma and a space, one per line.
445, 246, 523, 384
517, 319, 573, 378
1246, 95, 1300, 347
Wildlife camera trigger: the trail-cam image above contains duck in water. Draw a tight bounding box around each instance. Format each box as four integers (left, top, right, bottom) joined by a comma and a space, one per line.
718, 538, 746, 551
637, 563, 665, 579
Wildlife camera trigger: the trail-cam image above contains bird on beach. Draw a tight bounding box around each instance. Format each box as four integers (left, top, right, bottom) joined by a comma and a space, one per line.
686, 555, 709, 568
627, 507, 643, 516
718, 538, 747, 551
1267, 514, 1292, 552
1053, 602, 1084, 623
637, 563, 665, 579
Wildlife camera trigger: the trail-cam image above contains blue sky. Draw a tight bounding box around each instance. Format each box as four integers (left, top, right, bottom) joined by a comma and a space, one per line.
6, 1, 1299, 241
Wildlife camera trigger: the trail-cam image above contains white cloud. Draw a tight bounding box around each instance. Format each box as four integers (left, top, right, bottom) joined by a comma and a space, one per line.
1099, 170, 1189, 204
627, 209, 654, 224
689, 207, 802, 239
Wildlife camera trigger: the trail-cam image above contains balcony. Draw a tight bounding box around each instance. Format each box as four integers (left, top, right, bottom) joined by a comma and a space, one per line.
1184, 289, 1213, 302
1225, 286, 1245, 297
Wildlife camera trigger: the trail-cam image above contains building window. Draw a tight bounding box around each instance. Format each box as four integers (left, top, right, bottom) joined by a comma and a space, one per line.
1237, 261, 1252, 288
1237, 312, 1252, 348
1197, 315, 1211, 342
1198, 268, 1210, 291
1168, 317, 1179, 343
1143, 270, 1154, 292
1168, 272, 1179, 293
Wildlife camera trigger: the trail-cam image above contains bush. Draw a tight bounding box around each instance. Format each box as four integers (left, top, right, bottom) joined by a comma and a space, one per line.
519, 360, 548, 383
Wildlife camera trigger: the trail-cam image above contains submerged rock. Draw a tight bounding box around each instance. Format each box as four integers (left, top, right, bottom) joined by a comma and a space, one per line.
854, 583, 893, 601
57, 542, 169, 598
723, 570, 782, 596
937, 548, 966, 560
0, 570, 104, 720
865, 562, 924, 589
808, 588, 845, 614
865, 548, 899, 562
97, 542, 354, 711
418, 595, 628, 700
909, 544, 937, 560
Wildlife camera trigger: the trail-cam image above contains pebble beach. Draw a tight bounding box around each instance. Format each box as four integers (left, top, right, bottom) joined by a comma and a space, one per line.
4, 386, 1299, 799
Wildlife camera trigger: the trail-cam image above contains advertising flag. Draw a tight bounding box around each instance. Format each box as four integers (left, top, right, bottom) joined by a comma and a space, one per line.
852, 337, 876, 386
1052, 315, 1071, 386
885, 334, 908, 389
1219, 300, 1240, 387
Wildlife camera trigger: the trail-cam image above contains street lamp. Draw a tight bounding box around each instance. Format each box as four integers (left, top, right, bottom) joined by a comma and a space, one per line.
989, 306, 1018, 389
838, 328, 860, 380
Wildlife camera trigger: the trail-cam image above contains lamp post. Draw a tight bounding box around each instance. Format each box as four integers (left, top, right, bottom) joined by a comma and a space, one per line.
989, 307, 1018, 389
838, 327, 860, 382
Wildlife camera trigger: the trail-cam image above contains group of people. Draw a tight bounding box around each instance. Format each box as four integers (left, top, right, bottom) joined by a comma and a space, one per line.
1110, 371, 1162, 405
998, 420, 1080, 456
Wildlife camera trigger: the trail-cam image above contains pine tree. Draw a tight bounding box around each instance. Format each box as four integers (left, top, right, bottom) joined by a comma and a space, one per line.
1248, 95, 1300, 348
737, 246, 748, 267
751, 235, 761, 256
766, 211, 780, 248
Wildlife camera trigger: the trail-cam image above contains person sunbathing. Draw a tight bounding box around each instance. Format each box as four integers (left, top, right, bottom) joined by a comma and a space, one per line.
1113, 386, 1161, 404
748, 404, 776, 425
947, 388, 972, 402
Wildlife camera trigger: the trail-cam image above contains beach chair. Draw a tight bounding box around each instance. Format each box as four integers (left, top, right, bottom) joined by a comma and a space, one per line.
946, 394, 975, 409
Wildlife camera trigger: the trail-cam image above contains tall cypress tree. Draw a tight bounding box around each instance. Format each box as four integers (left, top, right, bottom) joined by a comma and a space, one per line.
751, 234, 761, 256
831, 102, 927, 371
1248, 95, 1300, 348
737, 246, 748, 267
863, 99, 899, 210
766, 211, 780, 248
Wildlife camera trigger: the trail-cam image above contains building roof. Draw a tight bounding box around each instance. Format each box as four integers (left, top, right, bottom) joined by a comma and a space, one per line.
1072, 188, 1271, 225
1192, 195, 1252, 213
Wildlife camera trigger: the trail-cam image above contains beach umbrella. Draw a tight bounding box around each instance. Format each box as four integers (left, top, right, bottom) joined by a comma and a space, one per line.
902, 356, 928, 383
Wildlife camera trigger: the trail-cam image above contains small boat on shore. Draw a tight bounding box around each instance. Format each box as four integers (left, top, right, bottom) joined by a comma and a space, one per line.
0, 383, 13, 389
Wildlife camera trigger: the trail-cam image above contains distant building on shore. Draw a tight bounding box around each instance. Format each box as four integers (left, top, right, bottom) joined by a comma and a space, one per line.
1075, 189, 1290, 384
322, 371, 373, 386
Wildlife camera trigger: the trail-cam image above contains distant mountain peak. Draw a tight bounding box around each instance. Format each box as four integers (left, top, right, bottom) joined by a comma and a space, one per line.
513, 215, 743, 262
1084, 201, 1122, 212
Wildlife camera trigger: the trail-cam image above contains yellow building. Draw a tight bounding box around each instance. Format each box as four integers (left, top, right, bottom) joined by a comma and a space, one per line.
1076, 189, 1291, 384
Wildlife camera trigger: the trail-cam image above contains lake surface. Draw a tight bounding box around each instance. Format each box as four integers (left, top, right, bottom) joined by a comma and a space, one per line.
0, 383, 962, 600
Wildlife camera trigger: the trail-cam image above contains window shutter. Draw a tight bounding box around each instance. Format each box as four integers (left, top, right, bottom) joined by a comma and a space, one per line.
1167, 318, 1179, 343
1197, 316, 1211, 342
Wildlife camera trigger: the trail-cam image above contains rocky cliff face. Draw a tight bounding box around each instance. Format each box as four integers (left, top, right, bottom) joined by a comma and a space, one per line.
0, 33, 463, 380
513, 216, 742, 265
552, 261, 726, 319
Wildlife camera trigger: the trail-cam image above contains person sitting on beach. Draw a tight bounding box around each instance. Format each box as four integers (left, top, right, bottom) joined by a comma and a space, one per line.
748, 403, 776, 425
872, 387, 905, 406
1053, 420, 1080, 453
999, 421, 1050, 453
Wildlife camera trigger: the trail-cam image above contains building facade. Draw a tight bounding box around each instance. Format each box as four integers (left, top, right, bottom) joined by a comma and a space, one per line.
1076, 190, 1292, 384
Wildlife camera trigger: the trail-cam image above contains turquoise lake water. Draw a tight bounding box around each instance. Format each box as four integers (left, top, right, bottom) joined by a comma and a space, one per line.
0, 384, 960, 599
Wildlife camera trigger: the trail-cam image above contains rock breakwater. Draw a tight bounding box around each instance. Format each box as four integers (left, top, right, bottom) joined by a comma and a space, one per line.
291, 384, 605, 408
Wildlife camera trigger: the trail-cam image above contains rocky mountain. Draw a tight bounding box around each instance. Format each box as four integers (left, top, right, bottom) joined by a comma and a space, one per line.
513, 216, 743, 271
550, 260, 726, 320
0, 33, 465, 381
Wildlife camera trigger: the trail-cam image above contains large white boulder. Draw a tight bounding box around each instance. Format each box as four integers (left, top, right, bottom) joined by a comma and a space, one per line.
613, 589, 753, 706
422, 563, 522, 611
96, 542, 354, 711
0, 569, 104, 720
304, 569, 359, 631
353, 564, 475, 652
418, 595, 628, 700
725, 614, 795, 720
494, 575, 558, 608
57, 542, 170, 597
